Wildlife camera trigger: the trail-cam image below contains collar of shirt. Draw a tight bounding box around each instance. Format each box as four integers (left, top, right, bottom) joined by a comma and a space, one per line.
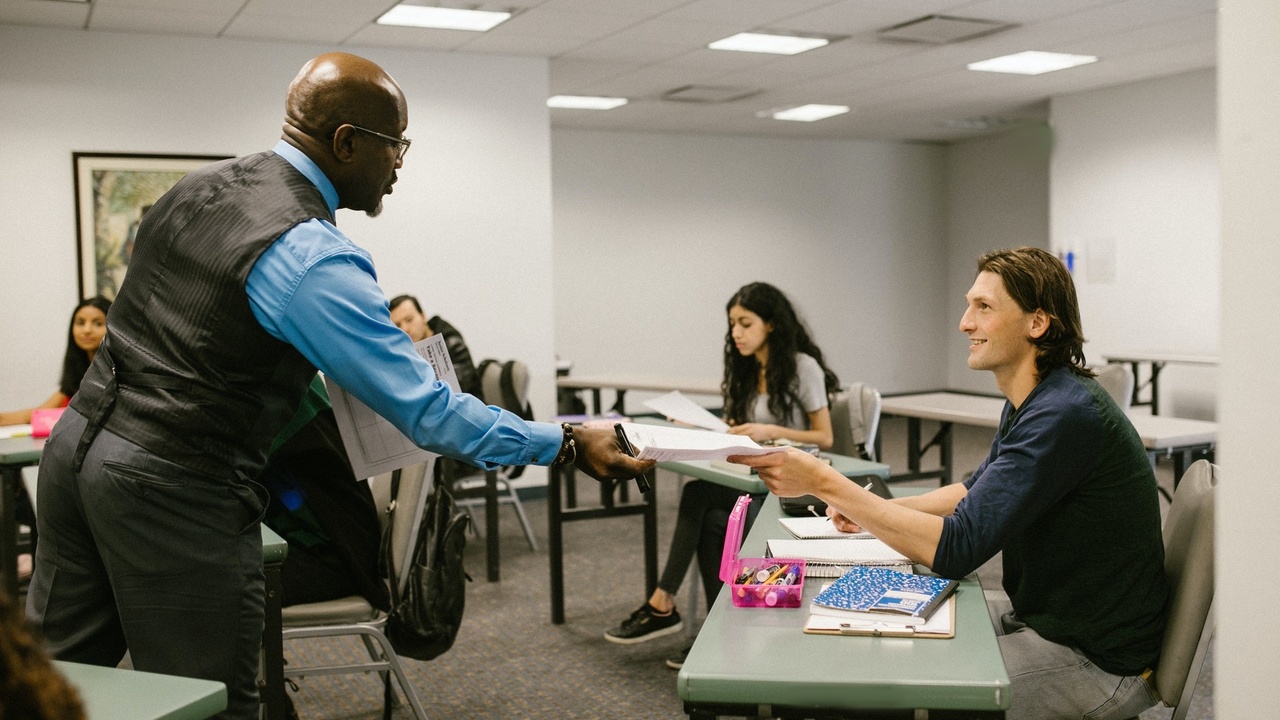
272, 140, 339, 216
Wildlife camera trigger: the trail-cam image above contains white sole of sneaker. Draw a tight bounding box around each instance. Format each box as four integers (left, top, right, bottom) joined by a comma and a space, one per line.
602, 621, 684, 645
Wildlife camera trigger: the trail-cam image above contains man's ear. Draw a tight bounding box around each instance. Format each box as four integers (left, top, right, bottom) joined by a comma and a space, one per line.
1028, 309, 1050, 340
331, 124, 358, 163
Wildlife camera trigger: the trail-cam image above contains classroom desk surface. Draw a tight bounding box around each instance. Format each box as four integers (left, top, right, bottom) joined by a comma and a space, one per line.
878, 391, 1217, 490
546, 446, 889, 625
556, 373, 721, 414
55, 660, 227, 720
677, 494, 1009, 718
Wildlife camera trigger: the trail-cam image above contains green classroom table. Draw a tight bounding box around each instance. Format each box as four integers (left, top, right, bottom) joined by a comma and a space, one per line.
677, 493, 1010, 719
55, 660, 227, 720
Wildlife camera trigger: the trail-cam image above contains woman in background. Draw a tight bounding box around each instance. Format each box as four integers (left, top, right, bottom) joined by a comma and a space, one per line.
604, 282, 840, 669
1, 296, 109, 582
0, 296, 111, 426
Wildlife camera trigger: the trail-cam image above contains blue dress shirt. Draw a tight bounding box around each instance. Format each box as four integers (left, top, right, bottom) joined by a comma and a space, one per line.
244, 141, 560, 469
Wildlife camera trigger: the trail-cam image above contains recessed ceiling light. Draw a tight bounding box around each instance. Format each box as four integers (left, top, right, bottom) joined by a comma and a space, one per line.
766, 104, 850, 122
377, 4, 512, 32
967, 51, 1097, 76
547, 95, 628, 110
709, 32, 829, 56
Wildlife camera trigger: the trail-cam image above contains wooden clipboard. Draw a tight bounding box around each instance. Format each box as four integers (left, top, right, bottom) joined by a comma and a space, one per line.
802, 596, 955, 639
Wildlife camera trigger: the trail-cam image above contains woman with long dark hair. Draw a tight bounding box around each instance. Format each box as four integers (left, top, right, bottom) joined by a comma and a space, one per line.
0, 296, 111, 426
604, 282, 839, 668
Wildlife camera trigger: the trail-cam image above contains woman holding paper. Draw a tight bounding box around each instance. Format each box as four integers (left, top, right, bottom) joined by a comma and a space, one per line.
604, 282, 840, 668
0, 296, 111, 426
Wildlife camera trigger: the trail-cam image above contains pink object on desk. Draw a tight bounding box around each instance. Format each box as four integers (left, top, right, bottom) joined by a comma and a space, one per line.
30, 407, 67, 438
720, 494, 806, 608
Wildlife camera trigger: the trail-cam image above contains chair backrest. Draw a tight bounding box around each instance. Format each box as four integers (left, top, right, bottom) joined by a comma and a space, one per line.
1154, 459, 1216, 712
829, 382, 882, 461
1093, 363, 1134, 411
478, 358, 532, 418
369, 459, 435, 597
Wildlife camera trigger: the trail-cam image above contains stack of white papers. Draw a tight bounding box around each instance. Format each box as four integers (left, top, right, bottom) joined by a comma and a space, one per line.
619, 423, 783, 462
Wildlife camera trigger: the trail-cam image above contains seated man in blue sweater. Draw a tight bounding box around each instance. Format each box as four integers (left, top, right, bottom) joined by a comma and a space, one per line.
735, 247, 1168, 720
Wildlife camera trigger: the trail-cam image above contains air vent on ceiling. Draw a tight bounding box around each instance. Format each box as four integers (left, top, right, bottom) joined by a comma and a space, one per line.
661, 85, 761, 104
878, 15, 1015, 45
940, 116, 1012, 131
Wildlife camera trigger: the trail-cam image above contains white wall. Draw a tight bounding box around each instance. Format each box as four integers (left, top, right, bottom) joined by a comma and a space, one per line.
1050, 70, 1219, 419
551, 128, 949, 411
1219, 0, 1280, 714
943, 124, 1052, 394
0, 26, 558, 418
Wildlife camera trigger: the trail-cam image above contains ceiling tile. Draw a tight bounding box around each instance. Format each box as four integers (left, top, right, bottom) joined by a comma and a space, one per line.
0, 1, 89, 28
222, 14, 367, 44
90, 6, 227, 36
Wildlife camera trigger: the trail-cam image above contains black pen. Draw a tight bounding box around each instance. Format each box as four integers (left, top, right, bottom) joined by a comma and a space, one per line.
613, 423, 651, 493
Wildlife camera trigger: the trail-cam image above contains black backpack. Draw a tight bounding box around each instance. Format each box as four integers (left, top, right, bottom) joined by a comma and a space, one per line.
380, 464, 472, 662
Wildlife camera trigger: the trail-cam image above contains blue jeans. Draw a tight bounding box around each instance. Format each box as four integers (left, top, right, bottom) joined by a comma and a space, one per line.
986, 590, 1159, 720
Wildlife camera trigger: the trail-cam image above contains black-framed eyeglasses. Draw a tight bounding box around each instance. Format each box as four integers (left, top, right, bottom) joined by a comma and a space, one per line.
348, 124, 411, 162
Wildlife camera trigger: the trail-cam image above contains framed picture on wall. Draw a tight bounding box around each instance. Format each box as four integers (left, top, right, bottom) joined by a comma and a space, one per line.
74, 152, 231, 301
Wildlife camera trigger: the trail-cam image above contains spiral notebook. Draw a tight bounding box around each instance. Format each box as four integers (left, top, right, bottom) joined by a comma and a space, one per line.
765, 537, 911, 577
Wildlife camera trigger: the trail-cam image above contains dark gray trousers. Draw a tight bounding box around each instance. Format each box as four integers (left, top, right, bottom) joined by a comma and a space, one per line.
26, 408, 267, 720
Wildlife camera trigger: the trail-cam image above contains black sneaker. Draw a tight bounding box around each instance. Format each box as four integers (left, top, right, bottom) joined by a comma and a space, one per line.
604, 603, 683, 644
665, 643, 692, 670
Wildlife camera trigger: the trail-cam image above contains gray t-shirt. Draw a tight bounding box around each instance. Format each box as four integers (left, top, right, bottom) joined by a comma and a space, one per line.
749, 353, 827, 429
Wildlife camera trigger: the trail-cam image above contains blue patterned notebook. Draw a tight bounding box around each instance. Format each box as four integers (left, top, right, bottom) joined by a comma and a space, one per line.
810, 566, 957, 626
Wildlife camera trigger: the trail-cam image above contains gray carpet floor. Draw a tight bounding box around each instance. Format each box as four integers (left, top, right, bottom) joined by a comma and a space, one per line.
283, 417, 1214, 719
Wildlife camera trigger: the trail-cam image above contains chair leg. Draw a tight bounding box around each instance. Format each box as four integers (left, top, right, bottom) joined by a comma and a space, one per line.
364, 632, 430, 720
506, 485, 538, 551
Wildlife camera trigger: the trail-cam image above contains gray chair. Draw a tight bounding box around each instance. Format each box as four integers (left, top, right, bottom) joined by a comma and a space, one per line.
830, 382, 882, 461
1152, 458, 1216, 720
278, 462, 432, 720
451, 359, 537, 552
1093, 363, 1135, 411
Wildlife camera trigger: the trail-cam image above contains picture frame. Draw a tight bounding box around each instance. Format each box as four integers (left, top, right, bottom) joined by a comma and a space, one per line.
74, 152, 232, 301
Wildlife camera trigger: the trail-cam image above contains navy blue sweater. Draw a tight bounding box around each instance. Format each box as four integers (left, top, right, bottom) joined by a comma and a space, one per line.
934, 367, 1168, 676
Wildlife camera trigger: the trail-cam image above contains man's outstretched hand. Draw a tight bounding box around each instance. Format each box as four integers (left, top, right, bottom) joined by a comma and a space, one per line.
571, 425, 655, 483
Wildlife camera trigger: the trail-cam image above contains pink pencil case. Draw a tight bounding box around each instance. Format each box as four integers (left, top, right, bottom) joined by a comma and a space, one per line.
720, 494, 806, 608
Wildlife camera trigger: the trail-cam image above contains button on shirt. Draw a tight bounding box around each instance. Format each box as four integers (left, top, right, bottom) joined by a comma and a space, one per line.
244, 141, 560, 468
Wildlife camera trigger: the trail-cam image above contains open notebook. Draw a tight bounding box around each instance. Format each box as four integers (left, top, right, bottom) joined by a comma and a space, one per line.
766, 537, 911, 577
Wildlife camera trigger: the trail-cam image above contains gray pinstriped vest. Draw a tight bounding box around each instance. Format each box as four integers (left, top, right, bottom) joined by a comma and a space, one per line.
72, 150, 334, 479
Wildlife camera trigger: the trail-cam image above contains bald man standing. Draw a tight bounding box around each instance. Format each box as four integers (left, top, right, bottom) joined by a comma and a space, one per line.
26, 53, 651, 718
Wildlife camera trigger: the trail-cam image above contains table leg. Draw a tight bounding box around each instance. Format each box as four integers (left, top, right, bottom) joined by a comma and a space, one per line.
2, 467, 18, 599
549, 465, 566, 624
940, 423, 954, 486
1126, 361, 1142, 411
261, 555, 285, 720
1149, 362, 1165, 416
590, 389, 602, 416
485, 470, 499, 582
906, 418, 922, 474
643, 469, 658, 596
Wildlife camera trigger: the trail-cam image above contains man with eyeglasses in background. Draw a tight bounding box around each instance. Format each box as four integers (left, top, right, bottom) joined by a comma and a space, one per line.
26, 52, 652, 719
